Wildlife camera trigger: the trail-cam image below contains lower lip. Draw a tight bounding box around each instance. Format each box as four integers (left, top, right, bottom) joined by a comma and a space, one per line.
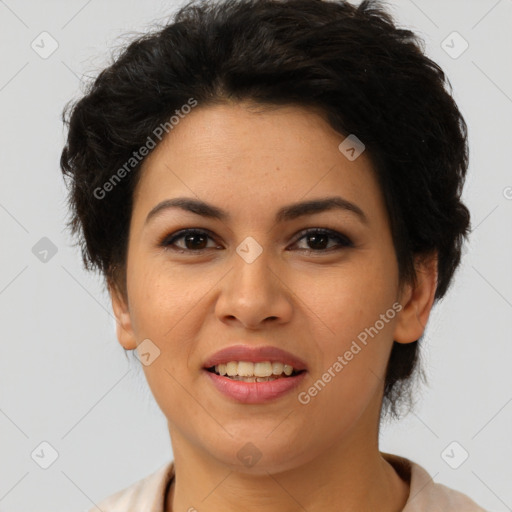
204, 370, 307, 404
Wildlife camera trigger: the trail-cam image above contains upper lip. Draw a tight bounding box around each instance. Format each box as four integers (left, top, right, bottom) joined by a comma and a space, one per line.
203, 344, 308, 371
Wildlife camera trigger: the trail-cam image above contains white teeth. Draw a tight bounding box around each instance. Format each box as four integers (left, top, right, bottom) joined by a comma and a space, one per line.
226, 362, 238, 376
272, 362, 284, 375
214, 361, 297, 378
283, 364, 293, 376
238, 361, 255, 377
254, 362, 273, 377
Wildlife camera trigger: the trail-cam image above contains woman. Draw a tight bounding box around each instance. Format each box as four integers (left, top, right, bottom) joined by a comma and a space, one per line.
60, 0, 487, 510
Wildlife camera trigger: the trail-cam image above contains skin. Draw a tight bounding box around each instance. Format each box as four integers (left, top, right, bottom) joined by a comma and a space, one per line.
110, 101, 438, 512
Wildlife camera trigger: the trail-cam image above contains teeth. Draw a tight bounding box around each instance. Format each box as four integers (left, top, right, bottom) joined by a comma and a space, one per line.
214, 361, 297, 378
233, 376, 279, 382
226, 362, 238, 376
239, 361, 257, 377
272, 362, 284, 375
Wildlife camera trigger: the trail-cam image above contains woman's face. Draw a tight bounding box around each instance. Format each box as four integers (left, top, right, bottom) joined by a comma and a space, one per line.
111, 102, 421, 473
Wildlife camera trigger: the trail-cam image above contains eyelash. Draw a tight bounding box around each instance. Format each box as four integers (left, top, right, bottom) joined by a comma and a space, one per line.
159, 228, 354, 254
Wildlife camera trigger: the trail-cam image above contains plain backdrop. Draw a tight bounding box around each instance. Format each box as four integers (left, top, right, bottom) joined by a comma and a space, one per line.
0, 0, 511, 510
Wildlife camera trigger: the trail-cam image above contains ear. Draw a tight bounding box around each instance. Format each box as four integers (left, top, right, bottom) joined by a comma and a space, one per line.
393, 251, 438, 344
108, 281, 138, 350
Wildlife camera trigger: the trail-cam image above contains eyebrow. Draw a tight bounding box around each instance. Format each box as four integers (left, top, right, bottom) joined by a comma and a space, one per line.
145, 196, 369, 226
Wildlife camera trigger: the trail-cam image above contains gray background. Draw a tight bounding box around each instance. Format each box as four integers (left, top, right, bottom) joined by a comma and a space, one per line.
0, 0, 511, 510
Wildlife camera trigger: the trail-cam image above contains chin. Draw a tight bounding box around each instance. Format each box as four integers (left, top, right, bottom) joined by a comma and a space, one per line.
206, 438, 312, 476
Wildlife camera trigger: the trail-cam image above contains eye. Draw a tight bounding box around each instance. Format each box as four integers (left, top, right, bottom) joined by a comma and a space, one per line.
292, 228, 353, 252
160, 228, 220, 252
159, 227, 353, 254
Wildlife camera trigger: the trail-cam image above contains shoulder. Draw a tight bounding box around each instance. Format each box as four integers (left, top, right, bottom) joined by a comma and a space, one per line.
87, 461, 175, 512
383, 452, 488, 512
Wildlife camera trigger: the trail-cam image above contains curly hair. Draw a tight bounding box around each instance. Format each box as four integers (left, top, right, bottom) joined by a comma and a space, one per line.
60, 0, 470, 420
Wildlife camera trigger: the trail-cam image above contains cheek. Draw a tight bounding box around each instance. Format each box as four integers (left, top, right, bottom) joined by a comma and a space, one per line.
295, 255, 399, 383
293, 253, 398, 333
126, 260, 221, 394
295, 270, 398, 427
128, 265, 209, 413
128, 260, 208, 339
329, 281, 398, 347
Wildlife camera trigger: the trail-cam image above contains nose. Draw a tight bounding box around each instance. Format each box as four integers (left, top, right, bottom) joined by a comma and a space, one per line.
214, 244, 293, 329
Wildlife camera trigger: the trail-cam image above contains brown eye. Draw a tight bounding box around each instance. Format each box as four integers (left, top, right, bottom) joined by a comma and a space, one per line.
293, 228, 353, 252
161, 229, 218, 252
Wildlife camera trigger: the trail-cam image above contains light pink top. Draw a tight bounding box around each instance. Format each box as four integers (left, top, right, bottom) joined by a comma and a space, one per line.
88, 453, 488, 511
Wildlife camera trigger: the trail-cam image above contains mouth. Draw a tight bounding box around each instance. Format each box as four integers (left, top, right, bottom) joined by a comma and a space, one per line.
202, 345, 308, 402
205, 362, 306, 382
204, 363, 308, 404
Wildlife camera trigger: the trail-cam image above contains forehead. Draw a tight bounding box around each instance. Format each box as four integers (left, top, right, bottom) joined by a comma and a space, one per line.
131, 102, 385, 227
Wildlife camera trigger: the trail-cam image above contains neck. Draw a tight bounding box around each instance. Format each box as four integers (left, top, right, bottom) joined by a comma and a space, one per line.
166, 420, 410, 512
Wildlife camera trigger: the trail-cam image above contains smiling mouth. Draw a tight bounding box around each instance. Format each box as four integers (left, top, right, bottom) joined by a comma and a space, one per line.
206, 365, 305, 382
